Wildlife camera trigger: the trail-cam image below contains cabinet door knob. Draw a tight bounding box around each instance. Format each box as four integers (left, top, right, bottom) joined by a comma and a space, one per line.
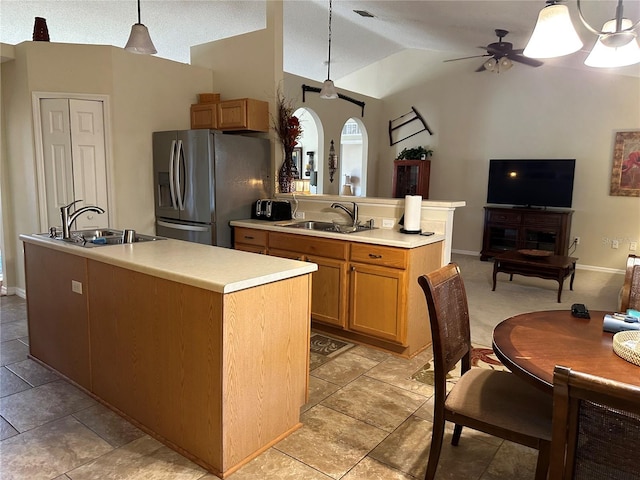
350, 265, 356, 271
369, 253, 382, 259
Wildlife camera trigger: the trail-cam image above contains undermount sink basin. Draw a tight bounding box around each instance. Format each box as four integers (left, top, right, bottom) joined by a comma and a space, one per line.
279, 220, 376, 234
35, 228, 165, 248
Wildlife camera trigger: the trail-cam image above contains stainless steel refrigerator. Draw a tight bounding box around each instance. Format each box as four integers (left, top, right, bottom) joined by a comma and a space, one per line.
153, 129, 270, 247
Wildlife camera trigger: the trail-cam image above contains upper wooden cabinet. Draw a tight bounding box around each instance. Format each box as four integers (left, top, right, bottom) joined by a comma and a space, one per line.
392, 159, 430, 198
190, 98, 269, 132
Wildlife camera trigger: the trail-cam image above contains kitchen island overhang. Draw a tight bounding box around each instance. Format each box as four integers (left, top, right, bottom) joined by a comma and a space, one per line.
19, 234, 317, 478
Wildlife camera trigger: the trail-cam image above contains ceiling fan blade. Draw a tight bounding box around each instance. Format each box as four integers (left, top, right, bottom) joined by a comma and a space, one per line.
511, 48, 525, 55
475, 63, 487, 72
444, 54, 491, 63
509, 54, 544, 67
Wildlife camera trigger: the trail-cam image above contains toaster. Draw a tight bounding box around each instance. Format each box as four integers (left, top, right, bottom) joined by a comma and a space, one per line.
252, 199, 292, 221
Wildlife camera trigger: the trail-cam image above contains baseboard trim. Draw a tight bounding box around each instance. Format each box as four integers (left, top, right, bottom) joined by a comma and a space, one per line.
451, 249, 625, 275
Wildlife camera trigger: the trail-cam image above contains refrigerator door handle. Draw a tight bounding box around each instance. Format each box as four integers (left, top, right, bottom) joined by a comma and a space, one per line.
157, 220, 210, 232
168, 140, 178, 209
175, 140, 185, 211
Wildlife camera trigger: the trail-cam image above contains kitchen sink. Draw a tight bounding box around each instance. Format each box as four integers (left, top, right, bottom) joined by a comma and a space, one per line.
35, 228, 165, 247
279, 220, 376, 234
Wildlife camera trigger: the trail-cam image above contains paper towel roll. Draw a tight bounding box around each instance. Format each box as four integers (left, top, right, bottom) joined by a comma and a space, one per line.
404, 195, 422, 232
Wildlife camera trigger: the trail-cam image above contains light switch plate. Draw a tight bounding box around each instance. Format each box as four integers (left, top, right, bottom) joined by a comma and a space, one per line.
71, 280, 83, 294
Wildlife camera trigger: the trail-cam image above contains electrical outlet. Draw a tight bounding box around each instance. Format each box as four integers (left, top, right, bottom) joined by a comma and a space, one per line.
574, 236, 580, 245
294, 211, 305, 219
71, 280, 83, 294
612, 240, 619, 249
382, 218, 395, 228
630, 241, 638, 251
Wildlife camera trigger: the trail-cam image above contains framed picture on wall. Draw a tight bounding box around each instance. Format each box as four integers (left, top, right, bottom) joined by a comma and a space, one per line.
292, 147, 303, 180
610, 131, 640, 197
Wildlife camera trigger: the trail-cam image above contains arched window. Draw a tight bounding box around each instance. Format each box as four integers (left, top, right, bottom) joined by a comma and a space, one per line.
294, 107, 323, 194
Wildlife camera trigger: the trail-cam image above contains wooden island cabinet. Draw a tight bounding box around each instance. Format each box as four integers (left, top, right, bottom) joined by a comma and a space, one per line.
21, 237, 315, 478
234, 226, 443, 357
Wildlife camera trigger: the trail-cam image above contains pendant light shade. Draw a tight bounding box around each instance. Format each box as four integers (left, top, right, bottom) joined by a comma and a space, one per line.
125, 0, 157, 54
321, 0, 338, 100
320, 79, 338, 99
585, 18, 640, 67
523, 3, 583, 58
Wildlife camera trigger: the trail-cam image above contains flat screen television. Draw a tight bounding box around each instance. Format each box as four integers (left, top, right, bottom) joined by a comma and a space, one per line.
486, 159, 576, 208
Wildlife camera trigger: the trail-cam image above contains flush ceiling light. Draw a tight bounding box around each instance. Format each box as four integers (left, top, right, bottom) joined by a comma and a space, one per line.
125, 0, 157, 55
319, 0, 338, 99
523, 2, 583, 58
585, 18, 640, 67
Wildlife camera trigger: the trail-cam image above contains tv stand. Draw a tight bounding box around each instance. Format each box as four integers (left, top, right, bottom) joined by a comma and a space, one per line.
480, 206, 573, 261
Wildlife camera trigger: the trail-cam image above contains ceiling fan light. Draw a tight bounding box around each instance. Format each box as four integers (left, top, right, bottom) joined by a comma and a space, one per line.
523, 3, 583, 58
125, 23, 157, 54
499, 57, 513, 70
320, 79, 338, 99
484, 57, 497, 72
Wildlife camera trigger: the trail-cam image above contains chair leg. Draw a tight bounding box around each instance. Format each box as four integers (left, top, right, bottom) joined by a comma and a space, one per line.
425, 415, 446, 480
534, 440, 551, 480
451, 424, 463, 446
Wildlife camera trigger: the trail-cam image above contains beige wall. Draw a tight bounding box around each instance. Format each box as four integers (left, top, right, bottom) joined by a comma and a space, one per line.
359, 49, 640, 270
1, 42, 213, 293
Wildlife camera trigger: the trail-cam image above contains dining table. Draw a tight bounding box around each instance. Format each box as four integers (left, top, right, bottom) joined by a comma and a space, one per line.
492, 310, 640, 394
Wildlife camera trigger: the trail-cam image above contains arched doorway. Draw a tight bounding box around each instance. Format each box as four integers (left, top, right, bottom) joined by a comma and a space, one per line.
294, 107, 323, 194
339, 118, 367, 196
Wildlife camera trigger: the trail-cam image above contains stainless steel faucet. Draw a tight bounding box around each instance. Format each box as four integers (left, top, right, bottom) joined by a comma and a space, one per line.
60, 200, 105, 239
331, 202, 359, 227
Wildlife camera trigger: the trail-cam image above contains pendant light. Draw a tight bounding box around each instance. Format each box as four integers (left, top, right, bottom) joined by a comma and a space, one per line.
523, 1, 583, 58
320, 0, 338, 100
125, 0, 157, 55
585, 18, 640, 67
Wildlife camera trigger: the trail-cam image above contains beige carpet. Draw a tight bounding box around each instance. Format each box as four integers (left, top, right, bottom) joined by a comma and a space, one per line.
453, 253, 623, 347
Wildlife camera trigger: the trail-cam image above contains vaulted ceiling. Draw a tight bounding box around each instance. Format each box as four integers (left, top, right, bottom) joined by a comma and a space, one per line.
1, 1, 639, 80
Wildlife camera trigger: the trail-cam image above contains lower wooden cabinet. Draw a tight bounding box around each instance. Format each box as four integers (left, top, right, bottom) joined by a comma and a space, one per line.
269, 232, 349, 329
348, 243, 409, 345
234, 227, 443, 356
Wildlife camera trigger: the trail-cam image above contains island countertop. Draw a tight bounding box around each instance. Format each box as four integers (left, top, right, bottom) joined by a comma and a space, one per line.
230, 219, 446, 248
20, 233, 317, 294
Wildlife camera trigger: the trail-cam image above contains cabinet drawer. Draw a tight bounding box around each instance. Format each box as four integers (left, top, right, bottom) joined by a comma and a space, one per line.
523, 214, 562, 227
488, 210, 521, 224
350, 243, 408, 269
269, 232, 348, 260
234, 228, 268, 247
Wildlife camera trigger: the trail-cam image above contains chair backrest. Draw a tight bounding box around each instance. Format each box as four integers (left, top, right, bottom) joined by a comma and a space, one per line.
620, 254, 640, 312
549, 365, 640, 480
418, 263, 472, 389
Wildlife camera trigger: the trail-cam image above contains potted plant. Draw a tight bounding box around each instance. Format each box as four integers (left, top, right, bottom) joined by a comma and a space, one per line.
396, 146, 433, 160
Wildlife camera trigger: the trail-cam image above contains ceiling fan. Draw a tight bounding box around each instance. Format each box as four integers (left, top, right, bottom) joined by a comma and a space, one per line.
445, 29, 544, 72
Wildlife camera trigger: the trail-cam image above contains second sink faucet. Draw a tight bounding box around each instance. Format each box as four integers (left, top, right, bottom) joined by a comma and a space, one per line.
60, 200, 105, 239
331, 202, 359, 227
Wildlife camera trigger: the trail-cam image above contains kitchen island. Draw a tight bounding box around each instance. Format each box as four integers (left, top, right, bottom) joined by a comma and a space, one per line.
19, 234, 317, 478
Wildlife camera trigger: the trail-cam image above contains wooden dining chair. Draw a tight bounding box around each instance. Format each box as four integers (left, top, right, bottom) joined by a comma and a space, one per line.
418, 263, 552, 480
620, 254, 640, 312
549, 365, 640, 480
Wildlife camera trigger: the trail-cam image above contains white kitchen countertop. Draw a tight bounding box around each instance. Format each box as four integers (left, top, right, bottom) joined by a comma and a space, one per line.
20, 234, 317, 294
230, 219, 446, 248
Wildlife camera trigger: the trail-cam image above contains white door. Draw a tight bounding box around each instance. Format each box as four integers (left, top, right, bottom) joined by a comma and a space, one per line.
40, 98, 109, 230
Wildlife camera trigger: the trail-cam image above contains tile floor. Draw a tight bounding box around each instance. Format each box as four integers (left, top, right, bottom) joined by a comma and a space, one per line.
0, 291, 540, 480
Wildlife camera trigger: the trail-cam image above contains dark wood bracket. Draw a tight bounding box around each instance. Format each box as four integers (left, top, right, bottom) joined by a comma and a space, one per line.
388, 106, 433, 146
301, 84, 365, 117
